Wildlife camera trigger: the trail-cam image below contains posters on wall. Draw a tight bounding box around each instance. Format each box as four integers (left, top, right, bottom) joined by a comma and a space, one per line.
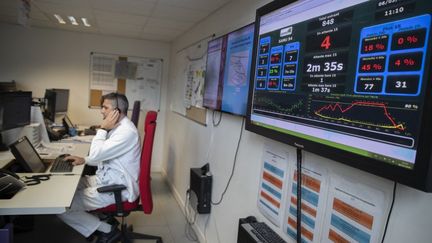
320, 174, 391, 243
184, 59, 206, 108
257, 144, 392, 242
257, 144, 290, 226
90, 54, 117, 91
284, 160, 329, 243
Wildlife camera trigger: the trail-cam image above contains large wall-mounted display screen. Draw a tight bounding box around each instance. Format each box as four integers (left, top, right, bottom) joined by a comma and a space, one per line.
246, 0, 432, 191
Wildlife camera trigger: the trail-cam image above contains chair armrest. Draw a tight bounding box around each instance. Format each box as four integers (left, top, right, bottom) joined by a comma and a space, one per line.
97, 184, 126, 193
97, 184, 127, 216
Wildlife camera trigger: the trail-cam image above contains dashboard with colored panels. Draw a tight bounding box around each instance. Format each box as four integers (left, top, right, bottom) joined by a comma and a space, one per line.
246, 0, 432, 191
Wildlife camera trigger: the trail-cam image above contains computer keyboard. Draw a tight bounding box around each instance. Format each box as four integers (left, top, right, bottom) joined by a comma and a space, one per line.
50, 155, 73, 172
248, 222, 286, 243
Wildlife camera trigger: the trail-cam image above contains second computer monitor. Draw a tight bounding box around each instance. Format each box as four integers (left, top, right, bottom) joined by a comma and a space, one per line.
0, 91, 32, 132
44, 89, 69, 122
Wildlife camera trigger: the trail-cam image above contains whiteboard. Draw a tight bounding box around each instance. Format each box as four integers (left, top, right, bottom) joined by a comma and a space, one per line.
89, 52, 162, 111
125, 57, 162, 111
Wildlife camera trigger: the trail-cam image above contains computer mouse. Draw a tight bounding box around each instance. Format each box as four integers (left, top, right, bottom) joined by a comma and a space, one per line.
59, 153, 71, 158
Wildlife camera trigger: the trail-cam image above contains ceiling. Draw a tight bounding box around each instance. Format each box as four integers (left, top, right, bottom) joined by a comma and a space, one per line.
0, 0, 233, 42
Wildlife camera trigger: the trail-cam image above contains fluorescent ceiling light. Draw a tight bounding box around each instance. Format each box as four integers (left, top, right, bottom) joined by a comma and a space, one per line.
68, 16, 79, 25
53, 14, 66, 24
81, 18, 91, 27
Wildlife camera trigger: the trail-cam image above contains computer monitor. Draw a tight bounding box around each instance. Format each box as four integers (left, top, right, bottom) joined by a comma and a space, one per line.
203, 36, 227, 110
9, 136, 45, 173
0, 91, 32, 151
221, 23, 255, 116
44, 89, 69, 122
246, 0, 432, 191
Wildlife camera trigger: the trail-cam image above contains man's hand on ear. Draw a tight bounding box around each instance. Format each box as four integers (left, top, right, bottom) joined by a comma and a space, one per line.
101, 109, 120, 131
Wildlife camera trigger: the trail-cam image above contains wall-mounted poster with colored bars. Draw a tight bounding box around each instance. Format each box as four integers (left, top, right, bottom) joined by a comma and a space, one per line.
284, 157, 329, 243
257, 144, 290, 226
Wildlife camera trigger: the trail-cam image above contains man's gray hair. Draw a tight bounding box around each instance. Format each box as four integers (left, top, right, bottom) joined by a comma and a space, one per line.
101, 93, 129, 115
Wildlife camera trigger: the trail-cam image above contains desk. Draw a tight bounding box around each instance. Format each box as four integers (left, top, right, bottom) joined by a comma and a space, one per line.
0, 143, 90, 215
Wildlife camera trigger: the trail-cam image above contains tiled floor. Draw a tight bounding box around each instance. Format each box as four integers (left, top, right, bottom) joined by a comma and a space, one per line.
13, 173, 198, 243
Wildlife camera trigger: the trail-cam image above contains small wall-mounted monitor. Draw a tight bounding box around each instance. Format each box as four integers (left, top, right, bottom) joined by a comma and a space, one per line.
246, 0, 432, 191
44, 89, 69, 122
203, 36, 227, 110
203, 24, 255, 116
221, 24, 255, 116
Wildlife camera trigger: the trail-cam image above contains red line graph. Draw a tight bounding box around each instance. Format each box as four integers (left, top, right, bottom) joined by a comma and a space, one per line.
315, 101, 405, 131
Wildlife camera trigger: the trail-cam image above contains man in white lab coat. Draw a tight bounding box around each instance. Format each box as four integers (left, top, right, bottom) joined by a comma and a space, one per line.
58, 93, 141, 243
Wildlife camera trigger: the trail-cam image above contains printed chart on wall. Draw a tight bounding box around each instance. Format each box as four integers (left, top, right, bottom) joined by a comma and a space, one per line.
89, 52, 162, 111
284, 159, 329, 243
321, 174, 390, 243
257, 144, 290, 226
171, 37, 211, 114
184, 58, 206, 108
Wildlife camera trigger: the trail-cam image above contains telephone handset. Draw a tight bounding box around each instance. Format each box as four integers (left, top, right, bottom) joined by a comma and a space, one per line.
0, 168, 25, 199
114, 93, 121, 113
113, 93, 121, 123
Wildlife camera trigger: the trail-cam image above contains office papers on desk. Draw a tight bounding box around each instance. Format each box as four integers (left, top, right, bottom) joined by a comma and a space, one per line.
59, 135, 93, 144
30, 106, 50, 144
257, 144, 290, 227
36, 142, 75, 159
284, 159, 329, 243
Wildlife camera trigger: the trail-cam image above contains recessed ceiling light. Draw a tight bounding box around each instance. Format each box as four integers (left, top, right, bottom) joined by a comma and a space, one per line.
68, 16, 79, 26
81, 18, 91, 27
53, 14, 66, 24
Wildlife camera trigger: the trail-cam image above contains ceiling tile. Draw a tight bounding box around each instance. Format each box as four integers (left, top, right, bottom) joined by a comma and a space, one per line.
0, 0, 236, 42
140, 32, 173, 42
34, 2, 93, 17
94, 10, 148, 25
98, 22, 143, 32
142, 25, 183, 37
0, 15, 18, 25
34, 0, 92, 8
146, 17, 194, 31
99, 27, 142, 39
0, 7, 17, 18
92, 0, 155, 16
30, 6, 50, 21
151, 4, 210, 22
28, 18, 57, 28
0, 0, 19, 8
158, 0, 231, 11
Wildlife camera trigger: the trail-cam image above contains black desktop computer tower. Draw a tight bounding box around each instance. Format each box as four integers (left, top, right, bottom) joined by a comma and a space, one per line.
189, 164, 212, 214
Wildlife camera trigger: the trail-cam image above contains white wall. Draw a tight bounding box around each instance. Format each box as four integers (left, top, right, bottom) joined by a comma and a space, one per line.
162, 0, 432, 243
0, 23, 170, 171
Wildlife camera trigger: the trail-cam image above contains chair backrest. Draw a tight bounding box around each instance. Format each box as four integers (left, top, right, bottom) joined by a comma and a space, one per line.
139, 111, 157, 214
130, 101, 141, 127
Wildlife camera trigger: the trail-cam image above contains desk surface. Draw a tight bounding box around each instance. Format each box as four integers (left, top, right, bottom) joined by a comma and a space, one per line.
0, 142, 90, 215
0, 173, 82, 215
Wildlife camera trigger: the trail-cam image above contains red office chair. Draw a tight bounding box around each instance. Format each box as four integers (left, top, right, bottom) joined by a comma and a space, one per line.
95, 111, 162, 243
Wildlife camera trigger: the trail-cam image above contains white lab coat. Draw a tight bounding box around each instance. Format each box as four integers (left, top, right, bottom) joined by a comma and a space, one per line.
58, 117, 141, 237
